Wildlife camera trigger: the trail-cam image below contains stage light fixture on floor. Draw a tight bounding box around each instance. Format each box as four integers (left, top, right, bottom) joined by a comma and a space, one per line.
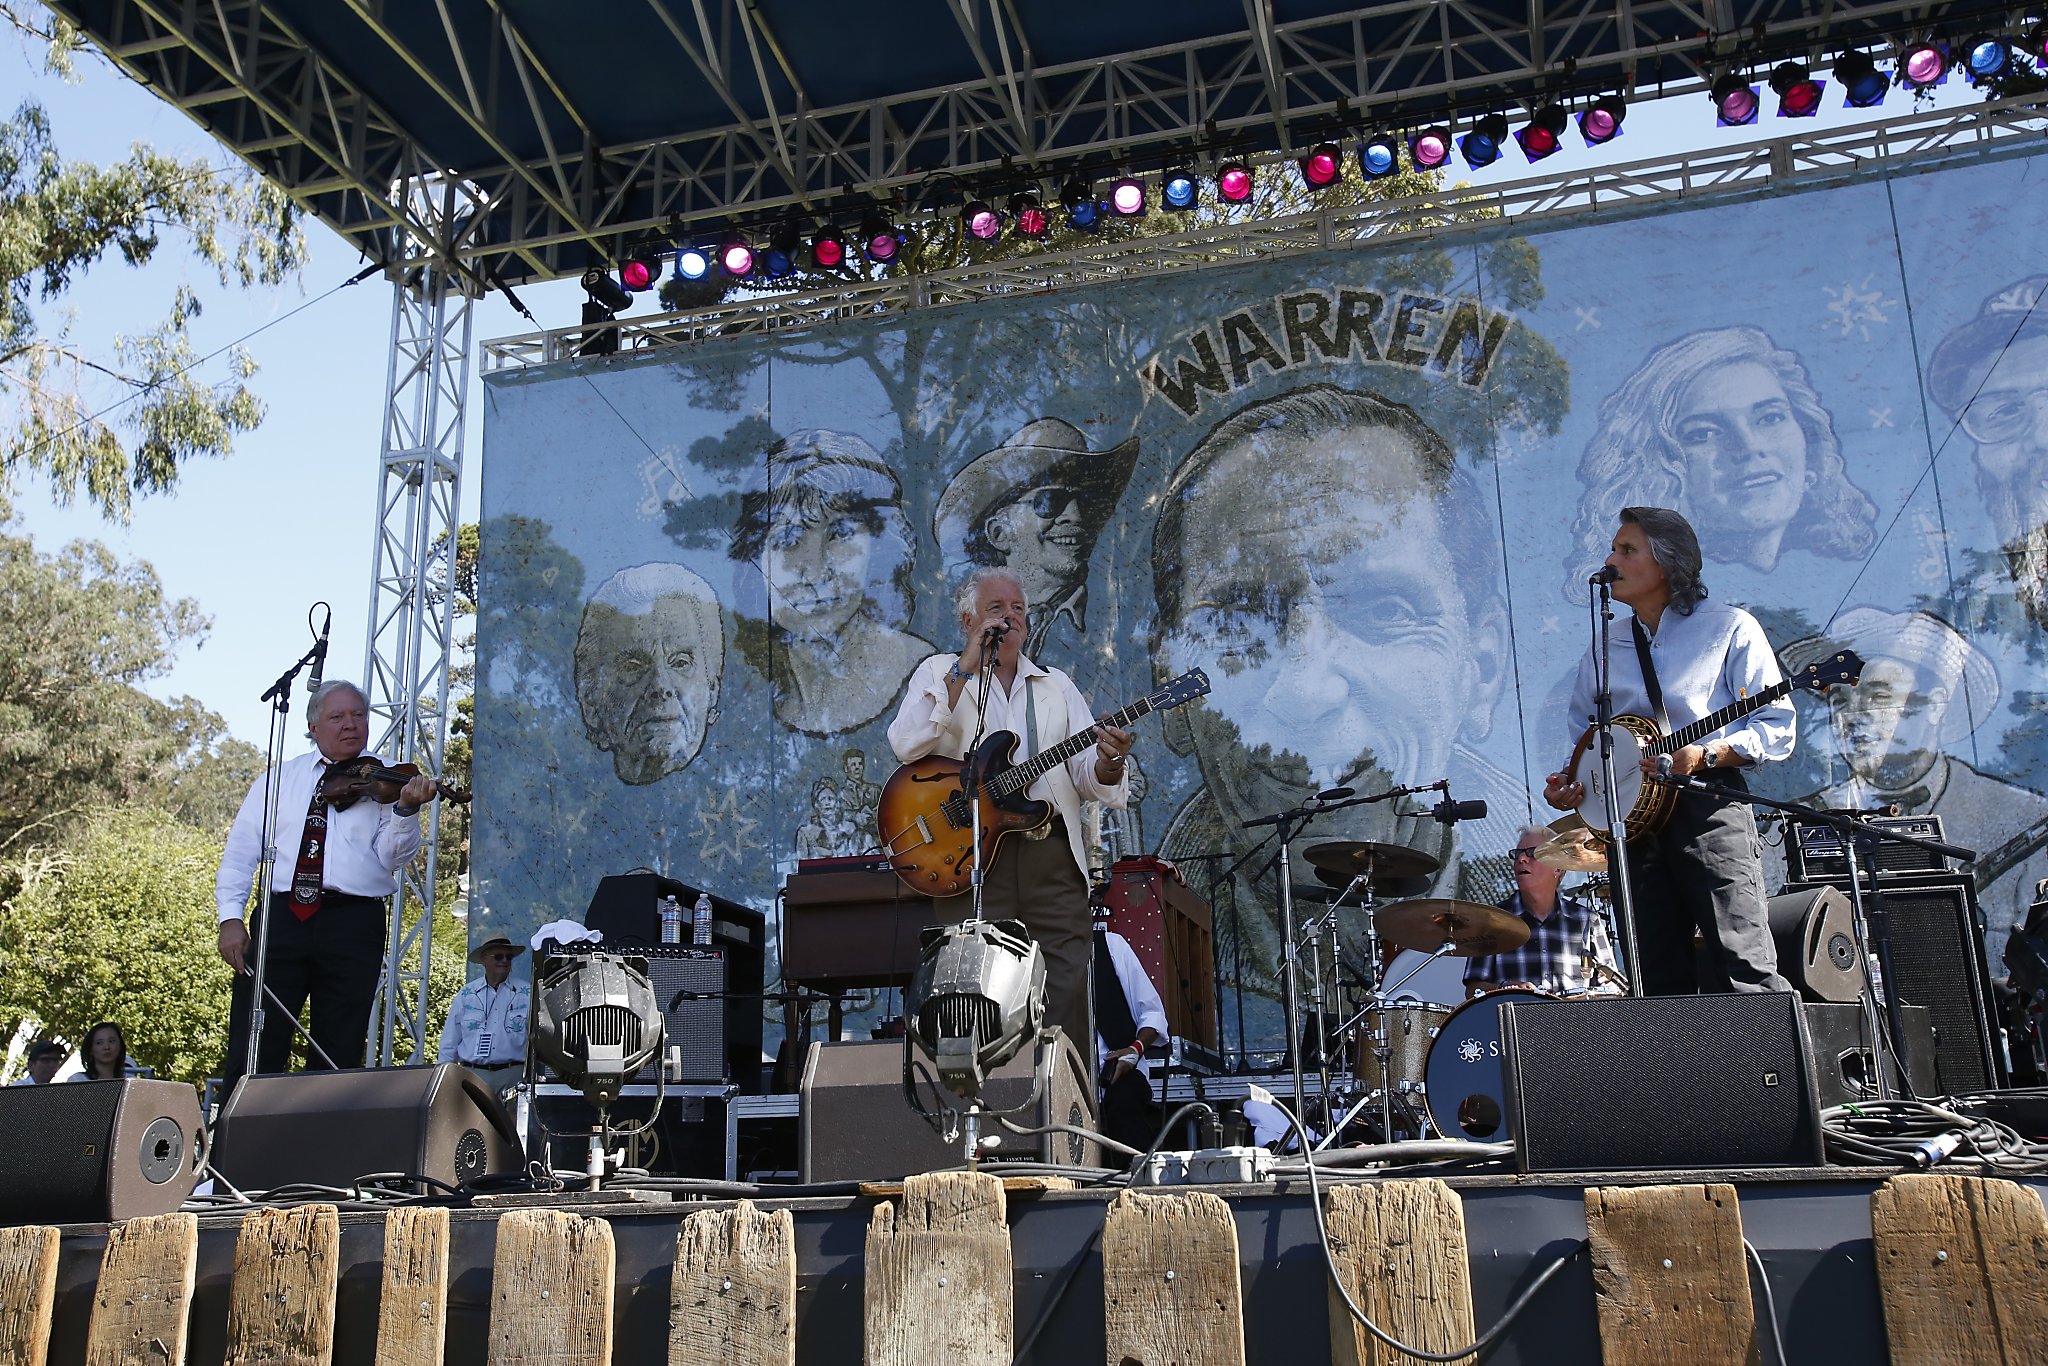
1162, 168, 1198, 210
907, 919, 1044, 1105
1900, 39, 1948, 89
1833, 49, 1890, 107
718, 233, 755, 277
860, 213, 902, 264
1109, 176, 1147, 217
1459, 114, 1510, 168
581, 266, 631, 312
1771, 62, 1824, 117
1410, 125, 1452, 169
1710, 71, 1760, 125
1359, 131, 1401, 178
810, 227, 846, 269
1963, 34, 2013, 81
962, 198, 1003, 241
1061, 178, 1103, 231
1298, 141, 1341, 188
1216, 161, 1254, 202
1009, 190, 1050, 238
1580, 94, 1627, 144
1515, 103, 1569, 161
675, 246, 712, 281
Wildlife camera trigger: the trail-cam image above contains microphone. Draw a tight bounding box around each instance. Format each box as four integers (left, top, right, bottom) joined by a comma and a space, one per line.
307, 604, 332, 697
983, 620, 1012, 640
1588, 566, 1619, 585
1655, 753, 1674, 779
1317, 787, 1356, 801
1420, 797, 1487, 825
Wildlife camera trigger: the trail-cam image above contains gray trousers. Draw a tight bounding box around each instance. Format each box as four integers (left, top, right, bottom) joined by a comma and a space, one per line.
1623, 770, 1790, 995
980, 817, 1094, 1062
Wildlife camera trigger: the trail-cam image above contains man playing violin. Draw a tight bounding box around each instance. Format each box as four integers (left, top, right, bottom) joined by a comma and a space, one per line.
1542, 507, 1792, 995
887, 567, 1134, 1060
215, 680, 440, 1079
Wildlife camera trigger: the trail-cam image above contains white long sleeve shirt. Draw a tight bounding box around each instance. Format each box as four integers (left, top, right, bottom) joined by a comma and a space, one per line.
887, 652, 1129, 881
215, 750, 424, 923
1094, 929, 1170, 1077
436, 977, 531, 1068
1566, 600, 1795, 764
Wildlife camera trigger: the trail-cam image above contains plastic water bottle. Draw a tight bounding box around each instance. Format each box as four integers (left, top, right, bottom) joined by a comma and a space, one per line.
659, 896, 682, 944
692, 891, 714, 945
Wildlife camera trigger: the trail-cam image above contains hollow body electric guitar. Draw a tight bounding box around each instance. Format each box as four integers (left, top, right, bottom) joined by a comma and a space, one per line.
880, 669, 1211, 897
1563, 650, 1863, 843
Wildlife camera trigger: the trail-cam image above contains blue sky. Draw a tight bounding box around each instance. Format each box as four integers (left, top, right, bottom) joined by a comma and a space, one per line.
7, 33, 1976, 751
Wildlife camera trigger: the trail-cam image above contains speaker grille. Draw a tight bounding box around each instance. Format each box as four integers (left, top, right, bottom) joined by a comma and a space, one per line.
641, 947, 727, 1082
1869, 880, 1998, 1092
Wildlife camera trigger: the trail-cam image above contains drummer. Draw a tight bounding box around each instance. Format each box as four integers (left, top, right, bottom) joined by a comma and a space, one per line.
1463, 826, 1623, 998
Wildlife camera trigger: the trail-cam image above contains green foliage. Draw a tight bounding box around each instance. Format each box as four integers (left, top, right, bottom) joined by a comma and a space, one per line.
0, 522, 252, 853
0, 26, 308, 520
0, 805, 231, 1083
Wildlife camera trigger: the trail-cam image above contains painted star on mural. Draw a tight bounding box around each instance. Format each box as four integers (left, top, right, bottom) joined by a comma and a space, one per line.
1823, 275, 1896, 341
691, 785, 766, 871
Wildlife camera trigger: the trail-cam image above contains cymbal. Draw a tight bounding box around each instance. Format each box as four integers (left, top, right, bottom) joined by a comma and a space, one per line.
1532, 830, 1608, 873
1303, 840, 1442, 891
1373, 899, 1531, 956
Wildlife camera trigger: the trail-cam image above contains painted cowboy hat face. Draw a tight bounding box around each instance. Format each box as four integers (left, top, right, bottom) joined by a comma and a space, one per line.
933, 418, 1140, 581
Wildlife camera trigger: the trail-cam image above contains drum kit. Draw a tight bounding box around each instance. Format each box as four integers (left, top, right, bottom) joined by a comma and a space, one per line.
1289, 831, 1626, 1146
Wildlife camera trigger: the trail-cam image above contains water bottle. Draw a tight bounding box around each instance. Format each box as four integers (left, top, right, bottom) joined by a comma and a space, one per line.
659, 895, 682, 944
692, 891, 714, 945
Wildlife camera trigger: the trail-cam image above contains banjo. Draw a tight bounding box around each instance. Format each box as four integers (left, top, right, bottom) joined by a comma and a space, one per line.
1563, 649, 1863, 843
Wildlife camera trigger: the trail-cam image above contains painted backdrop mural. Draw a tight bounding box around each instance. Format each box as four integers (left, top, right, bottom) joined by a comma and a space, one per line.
475, 146, 2048, 1061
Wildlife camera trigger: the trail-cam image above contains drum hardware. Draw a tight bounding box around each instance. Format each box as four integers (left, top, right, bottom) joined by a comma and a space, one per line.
1531, 829, 1609, 873
1371, 899, 1532, 957
1424, 987, 1557, 1143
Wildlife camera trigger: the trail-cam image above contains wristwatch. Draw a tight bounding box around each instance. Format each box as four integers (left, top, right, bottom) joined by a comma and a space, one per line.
1703, 744, 1720, 769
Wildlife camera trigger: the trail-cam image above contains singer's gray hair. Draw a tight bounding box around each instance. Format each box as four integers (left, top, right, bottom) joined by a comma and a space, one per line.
1515, 825, 1553, 847
1620, 506, 1707, 615
954, 566, 1026, 620
305, 679, 369, 733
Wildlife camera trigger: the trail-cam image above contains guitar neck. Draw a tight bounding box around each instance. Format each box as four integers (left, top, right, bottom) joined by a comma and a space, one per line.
1647, 678, 1794, 755
991, 695, 1158, 798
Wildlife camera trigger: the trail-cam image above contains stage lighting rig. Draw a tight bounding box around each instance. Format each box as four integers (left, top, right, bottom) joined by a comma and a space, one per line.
1963, 33, 2014, 81
810, 225, 847, 269
1515, 103, 1569, 160
1834, 49, 1890, 108
1409, 125, 1452, 169
675, 246, 712, 281
904, 919, 1047, 1160
1900, 38, 1949, 90
1009, 190, 1050, 238
1216, 161, 1254, 202
1459, 113, 1510, 168
531, 950, 665, 1185
860, 212, 903, 263
619, 247, 663, 292
763, 225, 801, 279
1162, 168, 1199, 210
962, 197, 1003, 241
1710, 70, 1760, 125
1297, 141, 1342, 188
1579, 94, 1627, 144
1359, 131, 1401, 179
1061, 177, 1103, 231
1107, 176, 1147, 217
580, 265, 631, 312
718, 233, 756, 278
1771, 62, 1824, 117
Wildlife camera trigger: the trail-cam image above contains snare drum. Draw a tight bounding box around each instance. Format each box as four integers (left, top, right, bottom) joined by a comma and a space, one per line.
1353, 1004, 1452, 1094
1424, 989, 1554, 1142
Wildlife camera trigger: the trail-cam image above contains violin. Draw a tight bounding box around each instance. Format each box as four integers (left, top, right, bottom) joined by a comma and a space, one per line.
320, 756, 473, 812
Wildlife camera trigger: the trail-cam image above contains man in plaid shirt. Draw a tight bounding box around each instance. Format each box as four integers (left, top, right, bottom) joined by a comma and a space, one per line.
1464, 826, 1624, 997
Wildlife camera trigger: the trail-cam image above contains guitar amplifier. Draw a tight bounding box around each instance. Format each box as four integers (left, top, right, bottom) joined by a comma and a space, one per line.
1785, 814, 1955, 883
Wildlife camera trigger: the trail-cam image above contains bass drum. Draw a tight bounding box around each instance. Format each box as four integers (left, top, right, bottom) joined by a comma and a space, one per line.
1424, 989, 1554, 1143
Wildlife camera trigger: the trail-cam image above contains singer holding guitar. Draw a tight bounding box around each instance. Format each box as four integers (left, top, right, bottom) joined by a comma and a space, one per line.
215, 680, 441, 1079
886, 567, 1133, 1059
1542, 507, 1794, 995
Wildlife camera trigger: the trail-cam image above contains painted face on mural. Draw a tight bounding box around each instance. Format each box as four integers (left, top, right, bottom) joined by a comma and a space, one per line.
1158, 420, 1503, 845
762, 506, 882, 640
1828, 656, 1946, 791
1961, 335, 2048, 553
1672, 359, 1811, 544
982, 484, 1088, 607
574, 593, 721, 784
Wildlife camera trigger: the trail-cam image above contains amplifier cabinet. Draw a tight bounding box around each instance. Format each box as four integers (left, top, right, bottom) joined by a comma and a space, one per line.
641, 946, 729, 1083
782, 868, 946, 991
1785, 815, 1955, 883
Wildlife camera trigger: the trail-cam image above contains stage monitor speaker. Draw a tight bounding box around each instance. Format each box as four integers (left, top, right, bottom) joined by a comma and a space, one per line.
800, 1031, 1099, 1183
1499, 992, 1824, 1173
0, 1078, 204, 1223
212, 1064, 521, 1193
1802, 1002, 1941, 1108
1790, 878, 2001, 1093
1767, 886, 1862, 1003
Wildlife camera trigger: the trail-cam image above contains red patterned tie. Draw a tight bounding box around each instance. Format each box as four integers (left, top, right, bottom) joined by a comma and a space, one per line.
289, 765, 328, 921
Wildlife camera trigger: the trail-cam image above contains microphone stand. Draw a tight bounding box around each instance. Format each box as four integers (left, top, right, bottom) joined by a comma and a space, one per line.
1647, 771, 1973, 1098
1587, 579, 1646, 998
242, 636, 326, 1080
959, 626, 1005, 1163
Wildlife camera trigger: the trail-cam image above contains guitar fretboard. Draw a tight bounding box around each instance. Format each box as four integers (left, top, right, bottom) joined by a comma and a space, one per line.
988, 694, 1163, 799
1645, 678, 1795, 756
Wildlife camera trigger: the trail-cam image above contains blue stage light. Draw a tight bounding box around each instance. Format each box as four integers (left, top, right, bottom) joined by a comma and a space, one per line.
1459, 114, 1510, 168
675, 246, 712, 281
1359, 132, 1401, 178
1162, 169, 1198, 210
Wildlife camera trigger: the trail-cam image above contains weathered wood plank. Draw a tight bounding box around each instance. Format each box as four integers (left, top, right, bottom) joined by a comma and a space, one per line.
486, 1209, 614, 1366
84, 1212, 199, 1366
0, 1226, 60, 1366
1872, 1173, 2048, 1366
1586, 1183, 1753, 1366
864, 1171, 1012, 1366
224, 1205, 341, 1366
373, 1207, 448, 1366
1102, 1190, 1245, 1366
670, 1200, 796, 1366
1326, 1179, 1475, 1366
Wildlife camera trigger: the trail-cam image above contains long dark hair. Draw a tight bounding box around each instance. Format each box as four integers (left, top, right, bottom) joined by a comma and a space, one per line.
83, 1021, 128, 1080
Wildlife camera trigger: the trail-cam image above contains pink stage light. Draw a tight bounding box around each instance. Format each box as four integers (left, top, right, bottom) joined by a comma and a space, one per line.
1217, 163, 1253, 202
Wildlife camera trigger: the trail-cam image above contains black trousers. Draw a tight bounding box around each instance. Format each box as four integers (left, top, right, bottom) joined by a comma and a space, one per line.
1623, 769, 1790, 995
223, 891, 388, 1079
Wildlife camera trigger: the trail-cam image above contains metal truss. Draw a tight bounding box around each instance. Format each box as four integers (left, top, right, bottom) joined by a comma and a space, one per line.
363, 181, 476, 1066
54, 0, 2030, 287
482, 94, 2048, 370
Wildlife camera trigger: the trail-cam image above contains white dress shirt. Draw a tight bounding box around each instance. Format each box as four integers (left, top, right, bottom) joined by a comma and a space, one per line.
1094, 929, 1170, 1077
1567, 599, 1795, 764
215, 750, 424, 923
437, 977, 532, 1068
888, 652, 1129, 881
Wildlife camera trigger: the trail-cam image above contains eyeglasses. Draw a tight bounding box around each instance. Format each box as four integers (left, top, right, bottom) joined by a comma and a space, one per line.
1024, 486, 1080, 519
1959, 388, 2048, 445
485, 952, 516, 962
1508, 848, 1543, 862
